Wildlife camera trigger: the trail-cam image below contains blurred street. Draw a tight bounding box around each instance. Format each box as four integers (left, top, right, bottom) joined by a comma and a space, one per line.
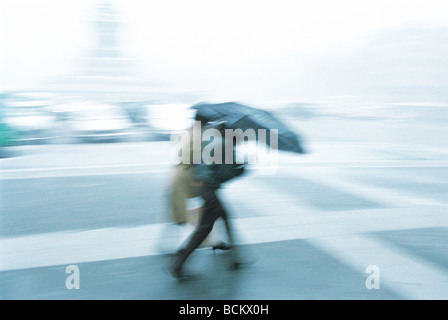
1, 114, 448, 300
2, 0, 448, 302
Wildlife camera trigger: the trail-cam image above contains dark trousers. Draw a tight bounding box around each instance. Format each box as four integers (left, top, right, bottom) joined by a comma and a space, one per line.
172, 184, 238, 272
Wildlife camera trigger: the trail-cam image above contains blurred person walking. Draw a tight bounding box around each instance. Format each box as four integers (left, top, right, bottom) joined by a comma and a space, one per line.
167, 121, 247, 279
160, 116, 231, 254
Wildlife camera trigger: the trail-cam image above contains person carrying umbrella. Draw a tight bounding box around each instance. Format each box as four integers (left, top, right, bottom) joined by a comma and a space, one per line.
165, 114, 231, 253
167, 120, 246, 279
167, 102, 306, 279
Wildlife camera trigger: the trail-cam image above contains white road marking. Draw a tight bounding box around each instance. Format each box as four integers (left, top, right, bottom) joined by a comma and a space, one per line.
0, 163, 172, 180
279, 166, 448, 207
2, 160, 448, 180
309, 234, 448, 300
1, 203, 447, 272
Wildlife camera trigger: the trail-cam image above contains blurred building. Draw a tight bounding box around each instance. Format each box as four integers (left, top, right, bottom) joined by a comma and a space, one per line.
43, 0, 195, 104
85, 0, 130, 77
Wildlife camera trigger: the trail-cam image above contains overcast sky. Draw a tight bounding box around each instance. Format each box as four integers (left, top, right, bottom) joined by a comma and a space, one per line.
1, 0, 448, 102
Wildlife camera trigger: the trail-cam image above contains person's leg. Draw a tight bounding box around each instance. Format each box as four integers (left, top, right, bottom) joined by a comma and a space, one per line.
214, 199, 243, 265
211, 192, 254, 269
170, 186, 221, 274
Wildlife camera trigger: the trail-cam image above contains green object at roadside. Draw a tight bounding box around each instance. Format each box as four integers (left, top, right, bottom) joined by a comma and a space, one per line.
0, 122, 16, 147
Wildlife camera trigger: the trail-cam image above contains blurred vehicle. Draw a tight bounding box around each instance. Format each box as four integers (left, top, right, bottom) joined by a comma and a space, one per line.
67, 103, 134, 143
47, 102, 82, 122
2, 105, 58, 145
144, 103, 195, 139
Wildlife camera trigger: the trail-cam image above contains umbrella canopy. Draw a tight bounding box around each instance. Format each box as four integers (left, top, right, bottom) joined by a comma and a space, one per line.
191, 102, 306, 154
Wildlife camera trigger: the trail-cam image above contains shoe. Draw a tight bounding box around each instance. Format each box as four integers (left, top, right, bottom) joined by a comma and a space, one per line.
230, 257, 257, 270
212, 242, 233, 253
164, 264, 188, 280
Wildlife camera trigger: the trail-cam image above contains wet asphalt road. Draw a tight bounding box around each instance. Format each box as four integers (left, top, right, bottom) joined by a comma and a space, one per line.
1, 116, 448, 300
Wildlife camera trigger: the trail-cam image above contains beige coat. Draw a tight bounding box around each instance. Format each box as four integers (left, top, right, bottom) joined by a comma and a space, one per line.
170, 127, 201, 224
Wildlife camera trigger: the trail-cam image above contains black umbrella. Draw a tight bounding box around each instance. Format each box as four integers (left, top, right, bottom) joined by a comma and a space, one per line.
191, 102, 306, 154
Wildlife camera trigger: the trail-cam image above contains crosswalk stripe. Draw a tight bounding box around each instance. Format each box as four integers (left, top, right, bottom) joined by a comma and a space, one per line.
1, 182, 447, 275
309, 234, 448, 300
